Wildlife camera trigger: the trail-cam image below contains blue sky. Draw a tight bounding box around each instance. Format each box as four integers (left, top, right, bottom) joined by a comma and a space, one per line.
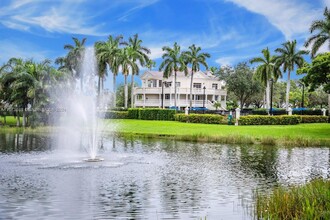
0, 0, 329, 87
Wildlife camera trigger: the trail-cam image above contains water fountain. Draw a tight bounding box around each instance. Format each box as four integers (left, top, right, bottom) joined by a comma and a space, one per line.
54, 46, 107, 162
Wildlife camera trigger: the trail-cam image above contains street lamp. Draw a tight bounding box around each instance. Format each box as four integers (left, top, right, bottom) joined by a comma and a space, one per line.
203, 86, 206, 113
270, 78, 274, 115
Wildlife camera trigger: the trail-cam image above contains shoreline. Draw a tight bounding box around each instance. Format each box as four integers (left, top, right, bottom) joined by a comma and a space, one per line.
0, 120, 329, 147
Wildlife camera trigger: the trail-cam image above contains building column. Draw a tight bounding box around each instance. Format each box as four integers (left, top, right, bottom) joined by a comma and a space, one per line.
159, 94, 161, 108
143, 89, 146, 108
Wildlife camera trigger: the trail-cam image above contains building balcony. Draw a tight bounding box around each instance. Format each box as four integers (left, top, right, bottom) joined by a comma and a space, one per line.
134, 87, 226, 95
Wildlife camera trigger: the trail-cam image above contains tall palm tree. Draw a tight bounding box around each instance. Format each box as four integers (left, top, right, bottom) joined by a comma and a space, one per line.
159, 42, 188, 110
305, 7, 330, 57
119, 48, 139, 108
95, 35, 123, 107
275, 40, 308, 110
182, 44, 210, 109
63, 37, 86, 90
250, 48, 282, 110
124, 34, 151, 108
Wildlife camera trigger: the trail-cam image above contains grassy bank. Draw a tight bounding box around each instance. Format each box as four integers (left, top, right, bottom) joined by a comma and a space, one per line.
106, 119, 330, 146
254, 179, 330, 219
1, 119, 329, 146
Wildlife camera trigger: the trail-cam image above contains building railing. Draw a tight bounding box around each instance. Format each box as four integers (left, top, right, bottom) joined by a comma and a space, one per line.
134, 87, 226, 95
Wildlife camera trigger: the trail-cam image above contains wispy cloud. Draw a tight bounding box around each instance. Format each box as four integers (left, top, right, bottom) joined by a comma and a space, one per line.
225, 0, 321, 39
0, 0, 160, 36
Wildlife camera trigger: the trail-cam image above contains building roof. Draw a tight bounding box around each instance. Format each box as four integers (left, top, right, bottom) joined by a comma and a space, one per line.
140, 69, 220, 80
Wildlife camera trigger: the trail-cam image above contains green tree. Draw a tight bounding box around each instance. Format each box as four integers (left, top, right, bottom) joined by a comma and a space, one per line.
298, 52, 330, 113
95, 35, 123, 103
159, 42, 188, 109
58, 37, 86, 90
119, 47, 139, 108
305, 7, 330, 58
116, 83, 133, 107
183, 44, 210, 109
275, 40, 308, 110
220, 63, 262, 109
250, 47, 281, 110
123, 34, 151, 108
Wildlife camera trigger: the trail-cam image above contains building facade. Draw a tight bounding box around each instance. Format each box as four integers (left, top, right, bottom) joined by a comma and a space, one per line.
134, 70, 227, 110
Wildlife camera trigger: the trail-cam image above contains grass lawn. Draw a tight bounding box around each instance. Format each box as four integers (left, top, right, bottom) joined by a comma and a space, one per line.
107, 119, 330, 146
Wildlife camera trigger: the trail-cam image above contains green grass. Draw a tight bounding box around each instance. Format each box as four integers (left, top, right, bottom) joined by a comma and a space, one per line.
254, 179, 330, 219
106, 119, 330, 146
0, 116, 21, 126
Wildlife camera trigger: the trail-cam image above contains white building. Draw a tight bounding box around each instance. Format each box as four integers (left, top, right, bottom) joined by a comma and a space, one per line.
133, 70, 227, 110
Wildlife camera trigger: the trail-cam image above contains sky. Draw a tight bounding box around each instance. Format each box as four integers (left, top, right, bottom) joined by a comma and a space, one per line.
0, 0, 329, 88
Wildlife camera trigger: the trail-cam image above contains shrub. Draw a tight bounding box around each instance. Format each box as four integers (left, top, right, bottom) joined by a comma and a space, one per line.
252, 108, 268, 115
127, 108, 175, 120
300, 116, 328, 123
238, 115, 301, 125
103, 111, 129, 119
175, 113, 227, 124
127, 108, 141, 119
293, 109, 327, 116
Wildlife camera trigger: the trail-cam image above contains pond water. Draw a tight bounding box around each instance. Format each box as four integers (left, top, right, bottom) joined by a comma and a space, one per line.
0, 132, 329, 219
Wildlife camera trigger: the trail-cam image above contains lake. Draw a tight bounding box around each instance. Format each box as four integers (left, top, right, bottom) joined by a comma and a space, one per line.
0, 132, 329, 219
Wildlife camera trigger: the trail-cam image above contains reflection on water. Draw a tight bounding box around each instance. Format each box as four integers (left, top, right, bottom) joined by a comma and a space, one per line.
0, 132, 329, 219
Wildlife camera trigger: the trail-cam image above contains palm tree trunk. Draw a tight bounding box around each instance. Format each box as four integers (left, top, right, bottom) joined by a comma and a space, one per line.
22, 108, 26, 127
16, 112, 20, 127
124, 75, 128, 108
113, 74, 117, 108
189, 70, 194, 109
328, 93, 330, 118
285, 71, 291, 111
266, 80, 270, 110
174, 71, 177, 110
130, 74, 134, 108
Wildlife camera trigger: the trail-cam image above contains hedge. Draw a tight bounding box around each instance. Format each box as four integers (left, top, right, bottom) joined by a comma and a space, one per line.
127, 108, 176, 121
252, 108, 328, 116
300, 116, 328, 123
175, 113, 227, 124
238, 115, 301, 125
102, 111, 129, 119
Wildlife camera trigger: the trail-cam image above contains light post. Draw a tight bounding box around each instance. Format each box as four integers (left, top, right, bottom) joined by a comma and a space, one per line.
270, 78, 274, 115
203, 86, 206, 113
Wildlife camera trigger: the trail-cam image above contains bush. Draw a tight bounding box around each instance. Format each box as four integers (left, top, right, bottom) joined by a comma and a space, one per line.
238, 115, 301, 125
127, 108, 175, 120
103, 111, 129, 119
300, 116, 328, 123
175, 113, 227, 124
127, 108, 140, 119
252, 108, 268, 115
293, 109, 327, 116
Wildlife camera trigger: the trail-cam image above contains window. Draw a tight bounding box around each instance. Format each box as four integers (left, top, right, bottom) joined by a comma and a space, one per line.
165, 82, 172, 87
193, 95, 202, 100
221, 95, 226, 101
193, 83, 201, 88
159, 80, 162, 87
148, 79, 157, 87
165, 94, 170, 99
215, 95, 219, 101
212, 83, 218, 89
137, 94, 143, 100
176, 82, 181, 87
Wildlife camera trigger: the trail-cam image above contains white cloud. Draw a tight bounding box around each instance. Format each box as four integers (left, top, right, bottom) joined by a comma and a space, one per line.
149, 47, 164, 60
225, 0, 321, 39
215, 55, 251, 66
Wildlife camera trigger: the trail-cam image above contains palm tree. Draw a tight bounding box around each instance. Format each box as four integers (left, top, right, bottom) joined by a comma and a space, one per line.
275, 40, 308, 110
305, 7, 330, 57
119, 48, 139, 108
182, 44, 210, 109
123, 34, 151, 108
250, 48, 282, 110
95, 35, 123, 107
63, 37, 86, 90
209, 66, 218, 75
159, 42, 188, 110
